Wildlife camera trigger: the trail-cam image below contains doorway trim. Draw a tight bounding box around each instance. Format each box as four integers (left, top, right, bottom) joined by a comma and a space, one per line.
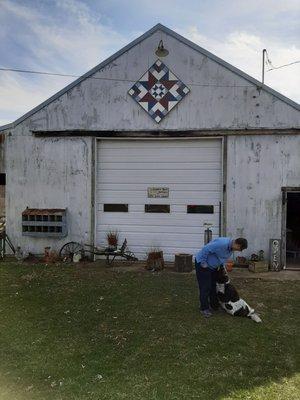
281, 187, 300, 270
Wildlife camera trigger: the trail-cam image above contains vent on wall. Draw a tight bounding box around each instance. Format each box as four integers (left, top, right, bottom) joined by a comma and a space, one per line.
22, 208, 67, 237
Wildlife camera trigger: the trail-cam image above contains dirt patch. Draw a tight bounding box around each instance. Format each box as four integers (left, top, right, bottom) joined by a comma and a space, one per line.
229, 268, 300, 281
7, 256, 300, 281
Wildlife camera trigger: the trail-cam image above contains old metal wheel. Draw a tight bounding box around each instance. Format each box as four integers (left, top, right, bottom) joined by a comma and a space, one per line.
123, 251, 138, 266
59, 242, 84, 262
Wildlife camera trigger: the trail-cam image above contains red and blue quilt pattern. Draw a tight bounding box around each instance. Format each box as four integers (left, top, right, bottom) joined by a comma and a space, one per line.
128, 59, 190, 123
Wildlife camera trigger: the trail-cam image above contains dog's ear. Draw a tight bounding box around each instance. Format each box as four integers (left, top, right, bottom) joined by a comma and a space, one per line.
234, 306, 249, 317
216, 268, 228, 283
227, 285, 240, 302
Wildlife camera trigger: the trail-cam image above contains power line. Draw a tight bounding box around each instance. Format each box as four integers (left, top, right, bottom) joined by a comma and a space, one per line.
267, 61, 300, 71
0, 66, 253, 88
0, 67, 133, 82
265, 50, 300, 72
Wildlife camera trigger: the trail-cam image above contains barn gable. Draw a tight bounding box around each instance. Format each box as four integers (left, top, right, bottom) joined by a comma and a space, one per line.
1, 23, 299, 133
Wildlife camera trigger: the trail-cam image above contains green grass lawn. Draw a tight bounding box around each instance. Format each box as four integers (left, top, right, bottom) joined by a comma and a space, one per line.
0, 261, 299, 400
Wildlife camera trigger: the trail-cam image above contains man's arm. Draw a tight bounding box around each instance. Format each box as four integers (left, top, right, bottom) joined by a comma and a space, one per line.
197, 240, 220, 267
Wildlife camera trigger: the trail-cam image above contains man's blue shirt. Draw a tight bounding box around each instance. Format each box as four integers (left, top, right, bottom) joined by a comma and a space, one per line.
195, 237, 233, 269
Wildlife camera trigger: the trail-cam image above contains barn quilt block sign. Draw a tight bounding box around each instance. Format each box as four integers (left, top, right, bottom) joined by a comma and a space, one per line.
128, 60, 190, 123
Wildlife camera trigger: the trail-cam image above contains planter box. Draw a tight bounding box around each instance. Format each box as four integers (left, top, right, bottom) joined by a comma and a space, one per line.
146, 251, 164, 271
248, 261, 269, 273
174, 253, 193, 272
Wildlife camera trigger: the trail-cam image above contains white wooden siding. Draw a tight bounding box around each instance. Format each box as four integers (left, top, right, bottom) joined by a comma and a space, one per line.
95, 139, 222, 261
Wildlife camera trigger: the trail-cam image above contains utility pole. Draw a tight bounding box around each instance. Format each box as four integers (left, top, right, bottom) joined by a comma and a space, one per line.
262, 49, 267, 84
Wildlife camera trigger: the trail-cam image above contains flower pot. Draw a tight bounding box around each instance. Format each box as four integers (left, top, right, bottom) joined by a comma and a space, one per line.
146, 251, 164, 271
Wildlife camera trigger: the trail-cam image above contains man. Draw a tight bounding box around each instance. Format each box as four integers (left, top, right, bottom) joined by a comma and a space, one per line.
195, 237, 248, 317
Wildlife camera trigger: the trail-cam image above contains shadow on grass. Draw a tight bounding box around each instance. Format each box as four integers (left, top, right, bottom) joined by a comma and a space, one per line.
0, 261, 299, 400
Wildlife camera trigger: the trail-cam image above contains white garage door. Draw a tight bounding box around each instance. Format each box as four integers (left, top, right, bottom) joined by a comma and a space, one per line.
96, 139, 222, 261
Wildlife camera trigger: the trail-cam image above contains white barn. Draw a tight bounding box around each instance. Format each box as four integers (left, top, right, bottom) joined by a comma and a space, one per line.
1, 24, 300, 268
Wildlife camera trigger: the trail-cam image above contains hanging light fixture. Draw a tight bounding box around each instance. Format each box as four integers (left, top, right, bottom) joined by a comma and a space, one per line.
155, 40, 169, 57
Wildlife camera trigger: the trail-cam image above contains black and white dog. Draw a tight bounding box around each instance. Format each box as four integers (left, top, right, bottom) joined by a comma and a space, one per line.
215, 267, 262, 323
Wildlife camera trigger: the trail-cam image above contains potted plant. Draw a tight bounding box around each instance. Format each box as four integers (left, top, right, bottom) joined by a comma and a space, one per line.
146, 247, 164, 271
106, 230, 119, 250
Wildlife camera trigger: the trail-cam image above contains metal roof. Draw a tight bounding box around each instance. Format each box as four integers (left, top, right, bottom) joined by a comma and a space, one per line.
1, 23, 299, 132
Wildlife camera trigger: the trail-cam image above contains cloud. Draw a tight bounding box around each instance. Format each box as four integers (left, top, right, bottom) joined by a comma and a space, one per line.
0, 71, 73, 115
180, 26, 300, 103
0, 0, 130, 125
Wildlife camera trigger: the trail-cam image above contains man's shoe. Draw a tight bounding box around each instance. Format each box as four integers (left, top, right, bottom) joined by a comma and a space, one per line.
201, 309, 212, 318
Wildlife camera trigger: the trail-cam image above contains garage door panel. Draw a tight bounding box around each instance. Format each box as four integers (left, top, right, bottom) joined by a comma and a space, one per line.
98, 162, 221, 171
97, 233, 212, 247
97, 204, 220, 213
98, 154, 220, 163
97, 191, 221, 203
97, 225, 220, 235
96, 213, 220, 226
97, 147, 220, 161
97, 170, 221, 184
98, 183, 221, 192
100, 140, 220, 149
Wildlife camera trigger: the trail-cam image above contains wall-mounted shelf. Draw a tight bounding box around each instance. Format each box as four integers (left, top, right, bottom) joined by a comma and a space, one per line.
22, 208, 67, 238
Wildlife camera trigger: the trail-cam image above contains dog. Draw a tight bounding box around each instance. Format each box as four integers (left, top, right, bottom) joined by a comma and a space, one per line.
215, 267, 262, 323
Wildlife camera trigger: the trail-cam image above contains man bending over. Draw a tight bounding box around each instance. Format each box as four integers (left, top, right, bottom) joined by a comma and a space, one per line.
195, 237, 248, 317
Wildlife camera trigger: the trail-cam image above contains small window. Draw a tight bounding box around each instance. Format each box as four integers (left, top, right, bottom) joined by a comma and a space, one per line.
187, 205, 214, 214
104, 204, 128, 212
145, 204, 170, 213
0, 174, 5, 185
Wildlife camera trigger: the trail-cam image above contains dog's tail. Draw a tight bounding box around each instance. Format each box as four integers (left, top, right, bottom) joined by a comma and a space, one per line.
249, 313, 262, 323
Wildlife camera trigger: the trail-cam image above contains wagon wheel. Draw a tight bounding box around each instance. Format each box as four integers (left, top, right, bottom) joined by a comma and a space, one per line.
59, 242, 85, 262
123, 251, 138, 266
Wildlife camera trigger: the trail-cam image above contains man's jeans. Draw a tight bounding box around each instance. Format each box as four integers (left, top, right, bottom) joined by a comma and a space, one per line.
195, 261, 219, 311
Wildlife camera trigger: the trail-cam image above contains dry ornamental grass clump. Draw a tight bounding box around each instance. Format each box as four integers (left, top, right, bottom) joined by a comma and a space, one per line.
106, 230, 119, 248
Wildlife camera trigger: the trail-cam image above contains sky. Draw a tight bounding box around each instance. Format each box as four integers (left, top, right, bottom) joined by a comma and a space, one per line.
0, 0, 299, 126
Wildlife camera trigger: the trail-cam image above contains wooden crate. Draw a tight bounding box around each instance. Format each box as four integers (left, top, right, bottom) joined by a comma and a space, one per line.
248, 261, 269, 273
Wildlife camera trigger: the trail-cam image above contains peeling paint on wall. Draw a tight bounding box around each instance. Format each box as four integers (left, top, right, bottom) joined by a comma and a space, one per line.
227, 135, 300, 258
